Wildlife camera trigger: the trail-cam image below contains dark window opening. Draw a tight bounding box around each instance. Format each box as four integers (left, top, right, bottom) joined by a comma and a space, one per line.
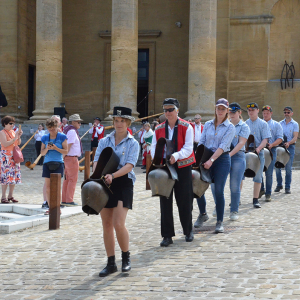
28, 65, 35, 118
137, 49, 149, 118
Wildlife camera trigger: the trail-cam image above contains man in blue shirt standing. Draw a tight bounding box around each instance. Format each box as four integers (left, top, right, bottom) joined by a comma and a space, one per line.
260, 105, 283, 201
275, 106, 299, 194
245, 103, 271, 208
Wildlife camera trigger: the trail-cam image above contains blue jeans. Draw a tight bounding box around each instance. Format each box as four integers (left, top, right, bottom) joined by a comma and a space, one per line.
230, 151, 246, 213
210, 153, 231, 222
253, 151, 265, 183
261, 148, 277, 195
275, 144, 295, 190
196, 194, 206, 214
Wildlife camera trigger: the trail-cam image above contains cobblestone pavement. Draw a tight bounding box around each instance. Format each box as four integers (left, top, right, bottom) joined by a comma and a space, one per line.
1, 166, 300, 299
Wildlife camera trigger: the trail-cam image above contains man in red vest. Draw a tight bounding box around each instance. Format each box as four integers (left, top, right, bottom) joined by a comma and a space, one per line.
89, 117, 105, 150
151, 98, 195, 247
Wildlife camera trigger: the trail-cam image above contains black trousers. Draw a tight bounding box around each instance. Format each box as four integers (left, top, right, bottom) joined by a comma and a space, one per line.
160, 164, 193, 237
35, 141, 44, 165
91, 138, 99, 150
193, 142, 198, 153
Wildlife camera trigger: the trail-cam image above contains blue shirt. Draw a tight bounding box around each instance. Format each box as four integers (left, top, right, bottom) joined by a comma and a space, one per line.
279, 118, 299, 143
94, 131, 139, 184
231, 120, 250, 151
267, 119, 283, 145
245, 117, 271, 147
41, 132, 67, 164
199, 119, 235, 152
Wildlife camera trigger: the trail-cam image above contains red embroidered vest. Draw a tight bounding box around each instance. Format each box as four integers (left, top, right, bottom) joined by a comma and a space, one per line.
155, 118, 195, 168
91, 125, 105, 141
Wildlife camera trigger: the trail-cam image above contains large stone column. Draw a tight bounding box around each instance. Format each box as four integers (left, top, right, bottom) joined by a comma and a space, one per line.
31, 0, 62, 121
106, 0, 139, 119
0, 0, 18, 117
185, 0, 217, 121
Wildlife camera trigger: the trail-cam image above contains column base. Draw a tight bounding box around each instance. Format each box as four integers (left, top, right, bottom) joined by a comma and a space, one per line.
29, 109, 54, 123
0, 111, 29, 123
184, 109, 215, 122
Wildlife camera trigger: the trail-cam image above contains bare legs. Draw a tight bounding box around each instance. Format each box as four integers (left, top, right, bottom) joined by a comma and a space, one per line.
2, 184, 15, 199
100, 201, 129, 257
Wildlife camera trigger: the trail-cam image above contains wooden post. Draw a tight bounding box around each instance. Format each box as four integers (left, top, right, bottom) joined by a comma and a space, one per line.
84, 150, 91, 180
146, 154, 151, 190
49, 173, 61, 230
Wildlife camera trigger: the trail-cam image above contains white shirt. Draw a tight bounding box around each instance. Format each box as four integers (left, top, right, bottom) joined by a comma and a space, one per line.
66, 129, 81, 157
138, 129, 146, 144
151, 122, 194, 162
34, 130, 46, 142
194, 123, 202, 143
89, 125, 104, 137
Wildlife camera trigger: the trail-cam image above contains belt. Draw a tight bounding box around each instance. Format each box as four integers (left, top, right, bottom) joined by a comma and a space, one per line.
66, 155, 78, 157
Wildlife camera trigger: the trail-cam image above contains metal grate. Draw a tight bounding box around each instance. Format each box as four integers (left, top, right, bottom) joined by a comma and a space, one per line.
193, 226, 241, 234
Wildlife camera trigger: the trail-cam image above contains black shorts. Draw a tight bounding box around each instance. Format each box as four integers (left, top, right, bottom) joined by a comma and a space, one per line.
105, 175, 134, 209
42, 162, 64, 178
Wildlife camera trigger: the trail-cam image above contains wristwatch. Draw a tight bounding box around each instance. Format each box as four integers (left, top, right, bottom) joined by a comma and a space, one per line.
111, 173, 115, 180
210, 158, 214, 163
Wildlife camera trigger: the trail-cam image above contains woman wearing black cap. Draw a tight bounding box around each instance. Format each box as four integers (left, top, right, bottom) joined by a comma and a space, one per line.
93, 106, 139, 277
228, 103, 250, 220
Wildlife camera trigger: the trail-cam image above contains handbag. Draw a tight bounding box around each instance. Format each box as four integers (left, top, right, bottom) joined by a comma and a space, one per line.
13, 145, 24, 164
46, 162, 61, 171
5, 130, 24, 163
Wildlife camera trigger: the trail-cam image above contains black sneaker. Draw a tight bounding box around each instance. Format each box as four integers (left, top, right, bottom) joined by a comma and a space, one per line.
61, 202, 78, 207
274, 186, 283, 192
285, 189, 291, 194
253, 199, 261, 208
258, 190, 265, 198
41, 202, 49, 209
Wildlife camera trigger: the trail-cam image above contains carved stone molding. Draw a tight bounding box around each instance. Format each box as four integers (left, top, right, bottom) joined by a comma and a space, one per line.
99, 30, 162, 38
230, 15, 274, 25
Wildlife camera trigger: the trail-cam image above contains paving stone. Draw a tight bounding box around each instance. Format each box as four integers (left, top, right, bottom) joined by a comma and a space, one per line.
0, 167, 300, 299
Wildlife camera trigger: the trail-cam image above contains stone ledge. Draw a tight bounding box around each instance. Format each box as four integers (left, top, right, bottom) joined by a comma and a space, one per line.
99, 30, 162, 38
230, 15, 274, 25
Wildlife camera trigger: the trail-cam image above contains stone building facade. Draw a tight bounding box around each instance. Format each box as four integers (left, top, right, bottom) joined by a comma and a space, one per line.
0, 0, 299, 125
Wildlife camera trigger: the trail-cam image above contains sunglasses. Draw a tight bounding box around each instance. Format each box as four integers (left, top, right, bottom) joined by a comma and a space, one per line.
229, 106, 240, 111
194, 118, 201, 120
77, 121, 82, 124
8, 122, 15, 125
284, 111, 291, 114
262, 106, 271, 111
163, 108, 176, 113
247, 104, 257, 108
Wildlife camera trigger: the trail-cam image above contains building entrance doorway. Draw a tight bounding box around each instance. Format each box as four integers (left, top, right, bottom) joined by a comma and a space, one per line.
137, 49, 149, 118
28, 65, 35, 118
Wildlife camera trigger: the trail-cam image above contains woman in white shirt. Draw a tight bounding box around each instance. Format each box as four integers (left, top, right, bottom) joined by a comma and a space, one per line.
34, 123, 46, 165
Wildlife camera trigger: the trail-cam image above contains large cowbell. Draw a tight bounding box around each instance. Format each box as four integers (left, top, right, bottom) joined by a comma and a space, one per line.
147, 137, 178, 199
244, 134, 260, 178
191, 170, 209, 198
263, 147, 273, 172
195, 144, 214, 184
275, 146, 290, 168
81, 147, 120, 215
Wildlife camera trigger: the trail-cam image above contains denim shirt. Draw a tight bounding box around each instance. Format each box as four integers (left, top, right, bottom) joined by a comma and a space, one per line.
231, 120, 250, 151
199, 119, 235, 152
279, 118, 299, 143
93, 131, 139, 184
245, 117, 271, 147
267, 119, 283, 144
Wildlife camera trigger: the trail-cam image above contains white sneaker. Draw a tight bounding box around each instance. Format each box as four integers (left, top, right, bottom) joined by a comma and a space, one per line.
230, 211, 239, 221
212, 207, 216, 217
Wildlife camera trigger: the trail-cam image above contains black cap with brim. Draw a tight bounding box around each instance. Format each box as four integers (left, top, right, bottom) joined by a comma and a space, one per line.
229, 102, 247, 112
163, 98, 180, 108
109, 106, 135, 121
247, 102, 259, 109
284, 106, 293, 112
94, 117, 101, 122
